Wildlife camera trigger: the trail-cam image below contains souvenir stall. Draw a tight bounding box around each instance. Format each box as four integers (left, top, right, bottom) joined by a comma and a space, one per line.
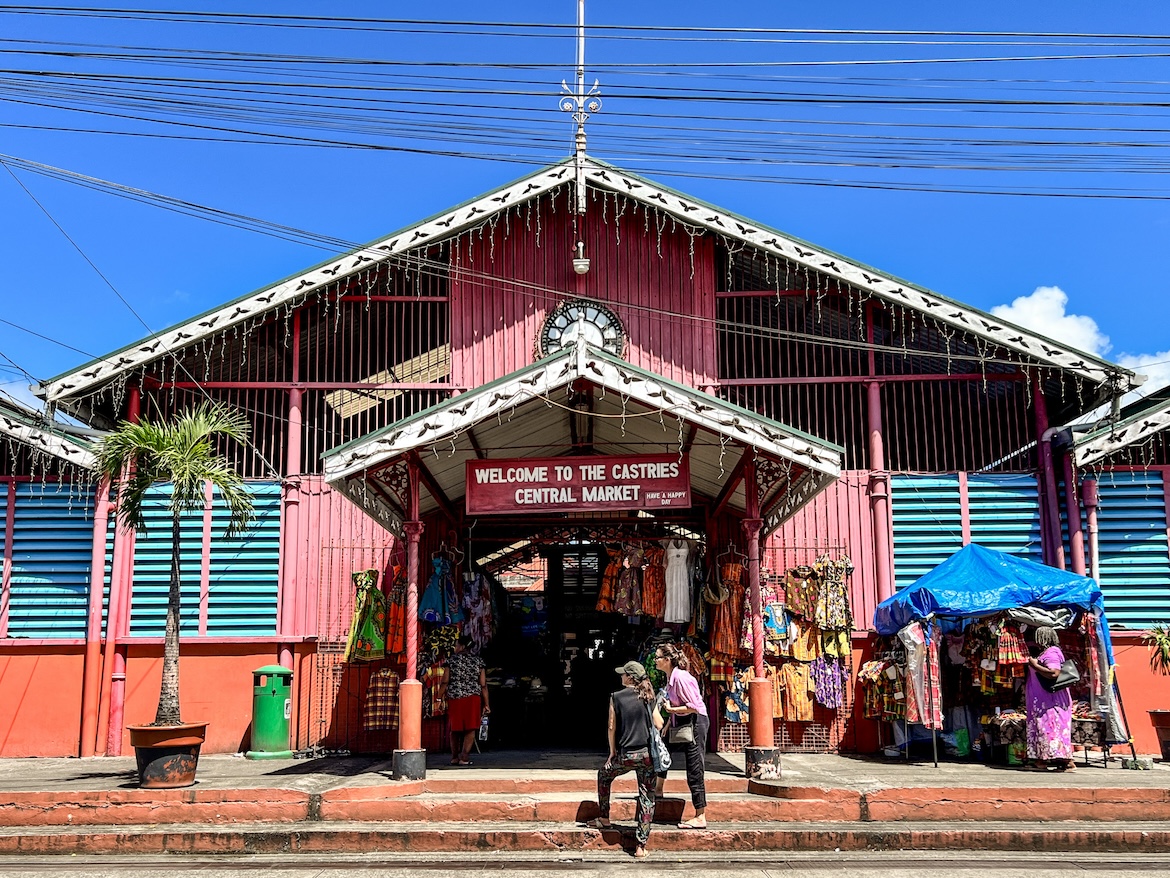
864, 543, 1128, 766
712, 552, 857, 752
341, 539, 500, 753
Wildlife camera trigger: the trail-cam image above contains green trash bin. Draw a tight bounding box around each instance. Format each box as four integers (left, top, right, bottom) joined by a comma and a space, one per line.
246, 664, 294, 759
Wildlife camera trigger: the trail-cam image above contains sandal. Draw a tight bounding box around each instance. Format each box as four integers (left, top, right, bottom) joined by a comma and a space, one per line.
584, 818, 612, 830
633, 845, 649, 859
677, 819, 707, 829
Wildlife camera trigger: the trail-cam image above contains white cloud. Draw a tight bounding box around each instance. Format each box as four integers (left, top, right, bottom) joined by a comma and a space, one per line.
991, 286, 1111, 357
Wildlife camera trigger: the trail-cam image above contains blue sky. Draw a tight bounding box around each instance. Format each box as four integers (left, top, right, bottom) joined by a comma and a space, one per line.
2, 1, 1169, 410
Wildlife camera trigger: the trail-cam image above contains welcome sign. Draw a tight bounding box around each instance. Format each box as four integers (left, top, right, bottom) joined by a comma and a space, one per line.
465, 453, 691, 514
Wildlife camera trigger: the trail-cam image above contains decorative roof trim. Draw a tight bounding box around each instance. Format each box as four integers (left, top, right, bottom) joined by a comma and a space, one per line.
0, 402, 97, 470
44, 155, 1129, 402
1073, 397, 1170, 467
41, 162, 576, 403
581, 160, 1125, 386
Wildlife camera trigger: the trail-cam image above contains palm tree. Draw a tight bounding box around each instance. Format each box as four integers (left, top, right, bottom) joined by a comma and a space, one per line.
96, 402, 254, 726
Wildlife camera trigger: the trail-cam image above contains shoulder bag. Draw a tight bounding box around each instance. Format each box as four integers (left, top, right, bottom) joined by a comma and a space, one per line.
1039, 658, 1079, 692
667, 716, 695, 745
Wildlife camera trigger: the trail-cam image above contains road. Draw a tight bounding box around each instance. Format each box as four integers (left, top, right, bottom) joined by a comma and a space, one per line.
0, 851, 1167, 877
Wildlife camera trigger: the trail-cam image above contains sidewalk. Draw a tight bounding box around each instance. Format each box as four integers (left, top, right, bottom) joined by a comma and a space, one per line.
0, 750, 1168, 856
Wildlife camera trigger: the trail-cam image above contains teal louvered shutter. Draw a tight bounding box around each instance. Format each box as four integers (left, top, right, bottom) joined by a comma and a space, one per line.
1092, 470, 1170, 629
205, 482, 281, 636
128, 484, 203, 636
6, 483, 96, 639
891, 475, 964, 590
967, 474, 1043, 563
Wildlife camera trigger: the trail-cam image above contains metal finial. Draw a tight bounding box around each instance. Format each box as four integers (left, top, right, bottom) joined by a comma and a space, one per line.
559, 0, 601, 215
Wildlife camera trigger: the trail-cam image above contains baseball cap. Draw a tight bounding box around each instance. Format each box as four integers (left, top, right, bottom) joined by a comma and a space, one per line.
615, 660, 647, 679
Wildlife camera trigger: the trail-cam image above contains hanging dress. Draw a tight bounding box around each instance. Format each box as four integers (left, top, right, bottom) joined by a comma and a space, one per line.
344, 568, 387, 662
613, 546, 644, 617
420, 557, 462, 624
662, 538, 692, 624
640, 545, 666, 619
596, 546, 622, 612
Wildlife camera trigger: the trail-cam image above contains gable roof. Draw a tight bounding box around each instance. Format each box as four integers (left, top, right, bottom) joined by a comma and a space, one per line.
42, 155, 1134, 403
0, 397, 98, 470
324, 338, 843, 538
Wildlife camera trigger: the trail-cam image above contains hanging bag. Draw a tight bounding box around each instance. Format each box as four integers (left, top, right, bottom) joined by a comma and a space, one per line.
646, 705, 672, 772
667, 716, 696, 745
1039, 658, 1080, 692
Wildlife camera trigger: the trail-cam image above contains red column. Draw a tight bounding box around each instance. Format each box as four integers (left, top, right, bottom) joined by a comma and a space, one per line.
80, 476, 112, 757
280, 310, 302, 671
742, 455, 772, 748
1032, 373, 1065, 569
1082, 478, 1100, 581
399, 459, 424, 755
399, 520, 424, 752
1062, 454, 1086, 576
103, 382, 140, 756
867, 380, 894, 602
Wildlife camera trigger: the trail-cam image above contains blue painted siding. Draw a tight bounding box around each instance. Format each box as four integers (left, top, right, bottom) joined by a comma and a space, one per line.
891, 475, 964, 589
1092, 471, 1170, 629
128, 482, 282, 637
5, 483, 96, 639
967, 475, 1043, 563
127, 484, 204, 636
206, 482, 281, 636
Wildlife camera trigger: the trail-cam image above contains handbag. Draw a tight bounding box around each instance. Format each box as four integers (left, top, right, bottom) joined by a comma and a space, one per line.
1039, 658, 1080, 692
667, 718, 695, 745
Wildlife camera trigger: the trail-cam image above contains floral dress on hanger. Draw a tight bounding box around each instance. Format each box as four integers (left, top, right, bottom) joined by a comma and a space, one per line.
420, 557, 462, 624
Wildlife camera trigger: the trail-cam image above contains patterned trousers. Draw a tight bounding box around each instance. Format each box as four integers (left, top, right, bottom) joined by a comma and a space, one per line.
597, 750, 656, 846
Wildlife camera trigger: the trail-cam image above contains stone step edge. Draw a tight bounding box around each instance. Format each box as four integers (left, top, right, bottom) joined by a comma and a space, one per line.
3, 821, 1170, 856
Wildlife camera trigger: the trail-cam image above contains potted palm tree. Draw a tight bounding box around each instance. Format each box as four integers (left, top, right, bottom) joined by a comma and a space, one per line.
96, 402, 254, 788
1142, 624, 1170, 760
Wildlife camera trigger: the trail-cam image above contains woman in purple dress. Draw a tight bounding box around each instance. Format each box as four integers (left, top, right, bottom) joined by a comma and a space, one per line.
1024, 626, 1075, 771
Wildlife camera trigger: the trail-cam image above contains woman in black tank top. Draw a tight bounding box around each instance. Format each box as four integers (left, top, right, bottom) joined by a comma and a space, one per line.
585, 660, 658, 858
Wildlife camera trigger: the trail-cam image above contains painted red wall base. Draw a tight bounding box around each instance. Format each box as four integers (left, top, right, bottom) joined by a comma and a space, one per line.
121, 644, 288, 755
0, 647, 85, 757
1111, 632, 1170, 756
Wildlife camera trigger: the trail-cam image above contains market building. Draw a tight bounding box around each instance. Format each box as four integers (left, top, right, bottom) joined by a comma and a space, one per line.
3, 154, 1167, 762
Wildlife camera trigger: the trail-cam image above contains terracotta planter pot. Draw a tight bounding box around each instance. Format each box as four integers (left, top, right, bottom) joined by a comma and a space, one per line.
1148, 710, 1170, 761
127, 721, 209, 789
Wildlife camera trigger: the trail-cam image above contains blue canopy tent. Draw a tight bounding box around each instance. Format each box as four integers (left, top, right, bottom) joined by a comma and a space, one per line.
873, 543, 1126, 749
874, 543, 1115, 666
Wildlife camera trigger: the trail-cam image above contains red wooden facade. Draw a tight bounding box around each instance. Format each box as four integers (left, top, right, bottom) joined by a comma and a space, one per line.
4, 159, 1163, 758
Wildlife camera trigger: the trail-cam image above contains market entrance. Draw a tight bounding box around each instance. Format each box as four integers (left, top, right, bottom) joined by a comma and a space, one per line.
322, 339, 844, 776
468, 519, 709, 752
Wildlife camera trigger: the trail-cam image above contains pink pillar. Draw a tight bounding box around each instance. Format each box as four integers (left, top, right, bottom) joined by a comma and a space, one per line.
103, 383, 140, 756
1062, 453, 1086, 576
280, 310, 302, 671
1032, 374, 1065, 569
1082, 478, 1100, 581
398, 460, 424, 758
867, 380, 894, 602
80, 476, 112, 757
742, 456, 772, 749
279, 389, 302, 671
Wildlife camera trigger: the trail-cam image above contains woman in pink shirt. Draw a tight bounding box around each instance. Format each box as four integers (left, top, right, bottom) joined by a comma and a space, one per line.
654, 643, 708, 829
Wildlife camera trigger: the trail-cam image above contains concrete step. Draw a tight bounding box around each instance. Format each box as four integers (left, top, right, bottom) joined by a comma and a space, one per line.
4, 820, 1170, 857
8, 783, 1170, 827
